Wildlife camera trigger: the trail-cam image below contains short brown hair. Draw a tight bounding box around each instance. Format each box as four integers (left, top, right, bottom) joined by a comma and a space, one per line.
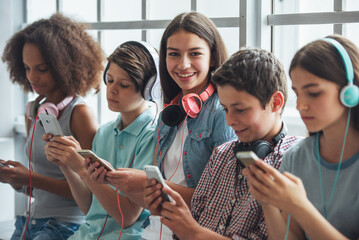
159, 12, 228, 104
2, 13, 104, 96
212, 48, 288, 111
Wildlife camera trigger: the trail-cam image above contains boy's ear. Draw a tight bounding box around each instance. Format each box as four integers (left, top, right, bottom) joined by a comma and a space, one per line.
270, 91, 284, 113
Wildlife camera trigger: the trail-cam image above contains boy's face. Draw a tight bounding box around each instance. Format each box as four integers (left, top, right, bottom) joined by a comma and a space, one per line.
218, 85, 279, 144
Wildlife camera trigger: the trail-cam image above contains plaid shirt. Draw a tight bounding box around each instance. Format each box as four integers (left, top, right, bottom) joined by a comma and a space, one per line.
190, 136, 301, 239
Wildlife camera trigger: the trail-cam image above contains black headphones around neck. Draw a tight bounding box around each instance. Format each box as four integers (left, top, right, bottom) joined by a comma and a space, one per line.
233, 123, 287, 162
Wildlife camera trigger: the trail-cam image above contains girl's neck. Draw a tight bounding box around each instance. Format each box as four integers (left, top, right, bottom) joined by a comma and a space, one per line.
319, 120, 359, 164
120, 101, 148, 130
43, 90, 68, 105
182, 78, 209, 96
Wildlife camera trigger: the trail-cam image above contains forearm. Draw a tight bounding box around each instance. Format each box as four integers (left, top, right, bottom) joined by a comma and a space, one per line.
292, 200, 348, 240
166, 181, 195, 207
30, 172, 74, 199
60, 166, 92, 214
262, 205, 296, 240
81, 172, 143, 227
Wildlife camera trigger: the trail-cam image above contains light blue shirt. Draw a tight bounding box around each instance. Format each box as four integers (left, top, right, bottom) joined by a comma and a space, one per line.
69, 105, 156, 240
280, 135, 359, 239
155, 92, 236, 188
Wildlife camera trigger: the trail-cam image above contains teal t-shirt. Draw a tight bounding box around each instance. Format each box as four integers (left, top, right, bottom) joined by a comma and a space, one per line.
69, 105, 156, 240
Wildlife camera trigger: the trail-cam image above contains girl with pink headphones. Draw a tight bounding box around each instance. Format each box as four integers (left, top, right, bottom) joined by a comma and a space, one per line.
245, 35, 359, 240
0, 13, 103, 239
132, 12, 235, 239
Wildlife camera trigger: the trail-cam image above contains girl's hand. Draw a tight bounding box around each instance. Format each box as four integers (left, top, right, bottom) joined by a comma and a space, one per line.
246, 160, 308, 214
0, 160, 30, 187
160, 186, 201, 239
143, 178, 164, 216
106, 168, 147, 193
44, 135, 85, 173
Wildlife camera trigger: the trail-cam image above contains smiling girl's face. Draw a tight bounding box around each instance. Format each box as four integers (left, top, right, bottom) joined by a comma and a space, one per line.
166, 30, 212, 95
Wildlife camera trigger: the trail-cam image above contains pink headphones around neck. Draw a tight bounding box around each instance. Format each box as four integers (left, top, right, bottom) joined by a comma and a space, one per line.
26, 96, 74, 120
161, 83, 215, 126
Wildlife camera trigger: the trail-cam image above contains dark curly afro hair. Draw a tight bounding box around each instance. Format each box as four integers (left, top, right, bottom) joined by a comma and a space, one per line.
2, 13, 104, 96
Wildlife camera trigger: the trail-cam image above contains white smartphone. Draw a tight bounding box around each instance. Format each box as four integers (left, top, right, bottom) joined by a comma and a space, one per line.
0, 162, 5, 167
39, 113, 63, 136
77, 150, 115, 171
235, 151, 260, 168
144, 165, 173, 203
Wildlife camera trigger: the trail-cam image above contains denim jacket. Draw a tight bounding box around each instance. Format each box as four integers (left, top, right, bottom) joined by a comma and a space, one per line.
154, 92, 236, 188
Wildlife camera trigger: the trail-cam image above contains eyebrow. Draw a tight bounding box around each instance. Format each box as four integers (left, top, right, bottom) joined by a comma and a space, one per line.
167, 47, 205, 51
292, 83, 319, 90
221, 102, 244, 107
23, 62, 48, 67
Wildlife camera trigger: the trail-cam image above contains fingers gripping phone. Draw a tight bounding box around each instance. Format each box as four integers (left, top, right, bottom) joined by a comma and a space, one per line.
235, 151, 260, 168
144, 165, 173, 203
77, 150, 115, 171
39, 113, 63, 136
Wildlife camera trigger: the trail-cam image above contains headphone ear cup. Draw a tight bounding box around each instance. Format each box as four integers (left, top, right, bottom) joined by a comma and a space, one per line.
251, 140, 272, 160
103, 63, 110, 85
162, 105, 186, 127
40, 103, 59, 118
340, 84, 359, 107
181, 93, 202, 118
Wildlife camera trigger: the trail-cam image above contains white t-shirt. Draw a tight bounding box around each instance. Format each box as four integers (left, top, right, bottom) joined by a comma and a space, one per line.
142, 122, 189, 240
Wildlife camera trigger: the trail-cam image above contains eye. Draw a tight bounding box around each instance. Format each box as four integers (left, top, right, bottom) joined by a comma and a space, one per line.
235, 108, 247, 113
168, 52, 178, 57
38, 67, 49, 73
120, 83, 129, 88
24, 66, 30, 71
308, 92, 321, 97
190, 52, 201, 56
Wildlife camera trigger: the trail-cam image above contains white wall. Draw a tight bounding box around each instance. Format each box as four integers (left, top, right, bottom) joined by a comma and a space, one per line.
0, 0, 27, 221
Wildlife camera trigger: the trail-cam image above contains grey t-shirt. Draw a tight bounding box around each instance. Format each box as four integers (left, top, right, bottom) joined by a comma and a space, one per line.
280, 135, 359, 239
25, 97, 85, 223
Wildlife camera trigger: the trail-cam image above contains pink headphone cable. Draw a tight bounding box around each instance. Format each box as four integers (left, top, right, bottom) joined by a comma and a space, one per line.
22, 107, 47, 240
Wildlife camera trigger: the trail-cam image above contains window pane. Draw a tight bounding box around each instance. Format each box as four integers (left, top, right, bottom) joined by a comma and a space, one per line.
346, 0, 359, 11
101, 29, 142, 56
274, 0, 332, 14
27, 0, 56, 23
197, 0, 239, 18
273, 24, 333, 136
218, 28, 239, 56
147, 29, 165, 51
102, 0, 142, 21
62, 0, 97, 22
345, 23, 359, 50
147, 0, 191, 20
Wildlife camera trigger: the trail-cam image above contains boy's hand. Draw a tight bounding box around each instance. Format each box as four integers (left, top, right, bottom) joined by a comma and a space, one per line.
106, 168, 147, 193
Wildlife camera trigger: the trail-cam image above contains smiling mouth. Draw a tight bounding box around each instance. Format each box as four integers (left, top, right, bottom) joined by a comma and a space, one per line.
177, 73, 195, 78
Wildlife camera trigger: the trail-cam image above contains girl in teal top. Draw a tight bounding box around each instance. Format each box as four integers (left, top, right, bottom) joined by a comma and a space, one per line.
44, 41, 160, 239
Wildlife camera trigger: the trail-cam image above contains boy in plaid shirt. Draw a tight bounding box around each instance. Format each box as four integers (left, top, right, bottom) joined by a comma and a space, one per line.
144, 48, 302, 239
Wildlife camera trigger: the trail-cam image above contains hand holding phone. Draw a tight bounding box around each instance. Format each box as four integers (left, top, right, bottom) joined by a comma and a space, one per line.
144, 165, 173, 203
235, 151, 261, 168
39, 113, 63, 136
0, 162, 5, 167
77, 150, 115, 171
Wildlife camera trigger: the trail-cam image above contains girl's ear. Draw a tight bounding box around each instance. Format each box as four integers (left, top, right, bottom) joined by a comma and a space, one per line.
271, 91, 284, 113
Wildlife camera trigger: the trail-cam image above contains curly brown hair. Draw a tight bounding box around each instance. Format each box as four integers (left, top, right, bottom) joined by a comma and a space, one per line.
2, 13, 104, 96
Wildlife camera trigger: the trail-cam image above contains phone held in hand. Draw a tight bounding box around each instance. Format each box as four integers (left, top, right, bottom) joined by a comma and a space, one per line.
235, 151, 260, 168
0, 162, 5, 167
39, 113, 63, 136
144, 165, 173, 203
77, 150, 115, 171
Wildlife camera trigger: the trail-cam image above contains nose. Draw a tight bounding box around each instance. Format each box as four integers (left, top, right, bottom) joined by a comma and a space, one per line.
178, 55, 191, 70
296, 95, 308, 111
26, 69, 39, 83
225, 109, 237, 127
107, 82, 119, 95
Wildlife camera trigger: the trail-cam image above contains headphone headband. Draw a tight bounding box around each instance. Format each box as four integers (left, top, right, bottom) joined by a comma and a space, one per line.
103, 41, 162, 102
323, 38, 354, 84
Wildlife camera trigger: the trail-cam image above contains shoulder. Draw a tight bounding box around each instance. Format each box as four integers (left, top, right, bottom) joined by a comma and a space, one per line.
281, 135, 314, 157
211, 140, 237, 165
